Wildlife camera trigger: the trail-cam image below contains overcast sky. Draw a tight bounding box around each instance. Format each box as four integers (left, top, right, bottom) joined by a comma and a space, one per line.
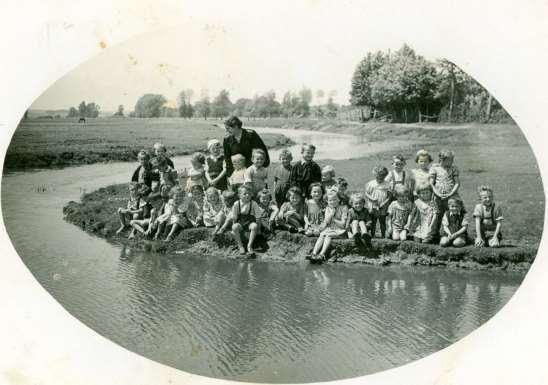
31, 1, 453, 111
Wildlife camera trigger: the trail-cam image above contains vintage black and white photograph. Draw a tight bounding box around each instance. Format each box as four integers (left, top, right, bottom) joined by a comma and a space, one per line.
1, 4, 546, 384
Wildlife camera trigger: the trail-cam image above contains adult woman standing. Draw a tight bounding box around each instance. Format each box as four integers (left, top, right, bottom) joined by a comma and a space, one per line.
222, 116, 270, 177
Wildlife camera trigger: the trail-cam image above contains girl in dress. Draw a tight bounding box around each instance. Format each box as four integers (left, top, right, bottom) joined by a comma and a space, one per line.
205, 139, 227, 191
186, 185, 205, 227
386, 185, 413, 241
304, 183, 325, 237
310, 191, 349, 262
276, 186, 306, 233
347, 193, 372, 248
410, 149, 432, 197
182, 152, 208, 192
228, 154, 246, 193
365, 165, 391, 238
440, 197, 468, 248
202, 186, 224, 228
408, 185, 439, 243
154, 186, 191, 241
273, 149, 293, 207
231, 185, 263, 256
116, 182, 149, 236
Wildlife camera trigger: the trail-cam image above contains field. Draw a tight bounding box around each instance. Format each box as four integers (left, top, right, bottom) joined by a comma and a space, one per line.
4, 118, 293, 170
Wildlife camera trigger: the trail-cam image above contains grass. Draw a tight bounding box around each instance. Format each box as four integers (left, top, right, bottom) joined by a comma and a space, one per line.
4, 117, 293, 170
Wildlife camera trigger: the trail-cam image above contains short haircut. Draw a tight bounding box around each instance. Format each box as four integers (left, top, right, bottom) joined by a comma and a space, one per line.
153, 142, 167, 152
222, 190, 237, 203
337, 177, 348, 188
350, 192, 365, 204
478, 185, 493, 196
286, 186, 303, 199
191, 152, 206, 165
392, 154, 406, 164
438, 149, 454, 159
224, 115, 243, 129
373, 165, 389, 178
137, 150, 149, 161
325, 191, 340, 201
190, 184, 204, 194
238, 184, 253, 196
415, 149, 433, 163
279, 149, 293, 160
207, 139, 220, 151
301, 143, 316, 152
205, 186, 220, 197
252, 148, 266, 158
322, 165, 335, 176
447, 197, 465, 213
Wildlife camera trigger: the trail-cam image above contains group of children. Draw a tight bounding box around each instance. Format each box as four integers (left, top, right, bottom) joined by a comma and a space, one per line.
116, 140, 504, 260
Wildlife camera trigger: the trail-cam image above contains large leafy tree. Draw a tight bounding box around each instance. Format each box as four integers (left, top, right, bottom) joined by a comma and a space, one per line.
134, 94, 166, 118
211, 89, 232, 119
194, 96, 211, 120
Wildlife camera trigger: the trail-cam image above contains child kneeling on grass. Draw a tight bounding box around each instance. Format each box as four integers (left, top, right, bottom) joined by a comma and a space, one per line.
276, 186, 306, 233
232, 185, 263, 256
310, 191, 349, 262
440, 197, 468, 248
473, 185, 504, 248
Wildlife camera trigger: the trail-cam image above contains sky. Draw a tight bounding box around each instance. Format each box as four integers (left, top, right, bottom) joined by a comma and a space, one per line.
30, 1, 457, 112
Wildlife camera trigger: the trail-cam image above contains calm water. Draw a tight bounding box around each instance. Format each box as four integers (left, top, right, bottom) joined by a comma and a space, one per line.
2, 128, 525, 383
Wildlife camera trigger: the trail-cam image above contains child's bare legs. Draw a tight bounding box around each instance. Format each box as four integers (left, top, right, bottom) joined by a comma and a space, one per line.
127, 213, 140, 239
130, 218, 149, 235
213, 212, 226, 234
378, 215, 387, 238
319, 235, 333, 257
391, 229, 407, 241
349, 220, 359, 238
247, 223, 258, 254
312, 234, 326, 255
440, 235, 466, 247
154, 222, 166, 240
453, 236, 466, 247
165, 223, 181, 242
116, 208, 130, 234
232, 223, 246, 254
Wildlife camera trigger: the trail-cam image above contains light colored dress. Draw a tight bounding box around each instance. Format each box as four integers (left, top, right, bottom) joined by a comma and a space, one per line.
305, 199, 325, 234
387, 200, 413, 231
320, 205, 349, 237
185, 196, 204, 227
429, 163, 460, 198
244, 164, 268, 194
203, 199, 224, 227
411, 168, 430, 192
229, 168, 246, 188
185, 166, 208, 191
365, 179, 391, 216
409, 198, 439, 239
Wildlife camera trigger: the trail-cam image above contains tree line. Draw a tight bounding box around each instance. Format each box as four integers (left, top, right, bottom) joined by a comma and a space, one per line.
349, 44, 511, 123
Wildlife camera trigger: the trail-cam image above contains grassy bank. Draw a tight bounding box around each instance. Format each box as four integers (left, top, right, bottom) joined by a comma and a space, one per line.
4, 118, 293, 170
63, 183, 535, 271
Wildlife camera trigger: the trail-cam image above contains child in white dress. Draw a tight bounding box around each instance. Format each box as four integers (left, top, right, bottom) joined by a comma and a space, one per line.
365, 165, 391, 238
244, 148, 269, 196
408, 185, 438, 243
304, 183, 325, 237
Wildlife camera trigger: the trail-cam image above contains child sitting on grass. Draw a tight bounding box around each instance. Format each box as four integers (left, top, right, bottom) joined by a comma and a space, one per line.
429, 149, 460, 218
181, 152, 208, 192
228, 154, 247, 193
116, 182, 149, 237
387, 185, 413, 241
408, 184, 438, 244
321, 165, 338, 195
473, 185, 504, 248
273, 149, 293, 207
130, 184, 169, 238
153, 186, 191, 242
232, 185, 263, 256
440, 197, 468, 248
205, 139, 227, 191
215, 190, 238, 235
186, 185, 205, 227
276, 186, 306, 233
257, 189, 279, 236
304, 183, 325, 237
411, 149, 432, 198
244, 148, 269, 196
365, 165, 391, 238
203, 186, 223, 228
289, 143, 321, 198
151, 157, 177, 193
310, 191, 349, 262
347, 193, 372, 248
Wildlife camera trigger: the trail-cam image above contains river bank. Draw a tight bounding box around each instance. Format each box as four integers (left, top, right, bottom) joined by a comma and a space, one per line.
4, 118, 293, 170
63, 182, 536, 271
